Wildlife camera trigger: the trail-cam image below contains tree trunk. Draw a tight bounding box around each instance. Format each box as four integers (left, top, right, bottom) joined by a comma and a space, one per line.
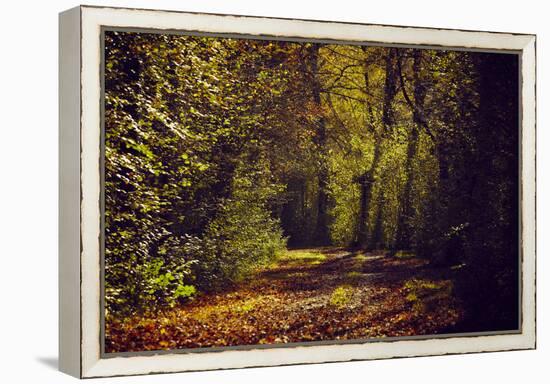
355, 48, 397, 248
308, 44, 331, 246
370, 195, 384, 248
355, 138, 381, 246
394, 125, 419, 249
394, 50, 426, 251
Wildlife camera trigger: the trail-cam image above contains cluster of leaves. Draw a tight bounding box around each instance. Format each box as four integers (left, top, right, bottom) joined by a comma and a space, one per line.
184, 159, 287, 291
106, 249, 464, 352
104, 33, 306, 314
329, 285, 354, 308
403, 278, 454, 313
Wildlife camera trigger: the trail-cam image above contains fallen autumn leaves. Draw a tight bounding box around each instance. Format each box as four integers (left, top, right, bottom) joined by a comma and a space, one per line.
105, 248, 464, 353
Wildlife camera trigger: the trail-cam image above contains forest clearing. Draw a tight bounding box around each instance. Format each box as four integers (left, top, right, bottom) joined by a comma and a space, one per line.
104, 31, 519, 352
106, 248, 464, 352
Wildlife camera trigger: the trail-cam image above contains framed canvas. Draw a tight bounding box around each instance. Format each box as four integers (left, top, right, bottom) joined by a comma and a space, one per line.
59, 5, 536, 378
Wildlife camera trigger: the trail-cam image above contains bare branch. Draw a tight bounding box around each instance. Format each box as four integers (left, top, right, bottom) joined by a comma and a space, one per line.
396, 53, 436, 142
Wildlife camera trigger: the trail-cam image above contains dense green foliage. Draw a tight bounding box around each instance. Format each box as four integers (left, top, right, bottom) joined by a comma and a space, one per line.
105, 31, 519, 328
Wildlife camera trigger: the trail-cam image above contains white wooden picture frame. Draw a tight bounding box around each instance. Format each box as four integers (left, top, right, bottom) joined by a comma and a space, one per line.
59, 5, 536, 378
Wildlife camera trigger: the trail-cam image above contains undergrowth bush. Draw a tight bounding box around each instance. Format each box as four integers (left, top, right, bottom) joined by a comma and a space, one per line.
105, 236, 197, 316
186, 161, 287, 291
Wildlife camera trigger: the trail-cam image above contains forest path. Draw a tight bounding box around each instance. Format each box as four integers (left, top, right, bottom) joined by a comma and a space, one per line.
106, 247, 465, 352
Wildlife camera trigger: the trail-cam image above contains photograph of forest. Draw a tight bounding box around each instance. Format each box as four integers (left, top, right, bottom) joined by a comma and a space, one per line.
103, 30, 520, 353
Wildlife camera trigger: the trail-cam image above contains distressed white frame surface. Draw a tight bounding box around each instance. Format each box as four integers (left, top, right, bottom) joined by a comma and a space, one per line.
59, 5, 536, 378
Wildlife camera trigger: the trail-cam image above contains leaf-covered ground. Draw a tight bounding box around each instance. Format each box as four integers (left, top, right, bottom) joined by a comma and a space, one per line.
106, 248, 465, 353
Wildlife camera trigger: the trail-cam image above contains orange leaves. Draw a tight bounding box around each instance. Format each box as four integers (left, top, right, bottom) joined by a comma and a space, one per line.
105, 248, 465, 353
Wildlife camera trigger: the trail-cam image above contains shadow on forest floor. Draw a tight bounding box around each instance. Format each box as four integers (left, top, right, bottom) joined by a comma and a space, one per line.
261, 247, 450, 292
105, 247, 467, 353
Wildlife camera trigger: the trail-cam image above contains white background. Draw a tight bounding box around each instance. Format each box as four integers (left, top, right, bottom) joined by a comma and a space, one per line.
0, 0, 546, 382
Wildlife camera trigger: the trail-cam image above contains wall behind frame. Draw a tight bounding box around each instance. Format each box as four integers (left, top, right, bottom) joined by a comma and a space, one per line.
59, 6, 81, 379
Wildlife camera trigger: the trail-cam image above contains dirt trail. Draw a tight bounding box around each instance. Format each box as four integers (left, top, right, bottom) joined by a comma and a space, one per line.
106, 248, 464, 352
